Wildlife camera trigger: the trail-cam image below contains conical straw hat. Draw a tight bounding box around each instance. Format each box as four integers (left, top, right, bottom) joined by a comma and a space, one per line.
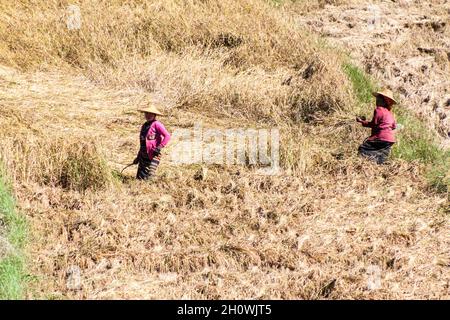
372, 88, 398, 105
137, 104, 165, 116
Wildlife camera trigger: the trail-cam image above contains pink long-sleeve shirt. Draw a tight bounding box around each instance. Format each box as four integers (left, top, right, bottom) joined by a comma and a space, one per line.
139, 120, 171, 159
361, 106, 397, 143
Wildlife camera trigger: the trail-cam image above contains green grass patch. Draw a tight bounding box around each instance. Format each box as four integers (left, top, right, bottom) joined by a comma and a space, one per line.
425, 153, 449, 194
392, 108, 444, 164
393, 108, 448, 195
0, 166, 28, 299
0, 255, 26, 299
343, 62, 377, 105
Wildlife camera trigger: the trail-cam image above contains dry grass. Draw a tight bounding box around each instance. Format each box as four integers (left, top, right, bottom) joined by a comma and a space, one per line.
0, 134, 112, 192
296, 0, 450, 139
0, 0, 448, 299
19, 158, 449, 299
0, 0, 354, 122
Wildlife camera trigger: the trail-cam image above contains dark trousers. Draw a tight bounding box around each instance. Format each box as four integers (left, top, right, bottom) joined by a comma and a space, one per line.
358, 139, 394, 164
136, 155, 161, 180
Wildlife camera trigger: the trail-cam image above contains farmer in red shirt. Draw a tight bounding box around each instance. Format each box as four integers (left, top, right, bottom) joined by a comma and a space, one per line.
134, 103, 171, 180
356, 89, 397, 164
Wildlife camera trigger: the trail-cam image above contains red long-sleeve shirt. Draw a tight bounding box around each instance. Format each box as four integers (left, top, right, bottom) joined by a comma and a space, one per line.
361, 106, 396, 143
139, 120, 171, 160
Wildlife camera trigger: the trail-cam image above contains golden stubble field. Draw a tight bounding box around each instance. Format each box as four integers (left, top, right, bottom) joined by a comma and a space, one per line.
0, 0, 448, 299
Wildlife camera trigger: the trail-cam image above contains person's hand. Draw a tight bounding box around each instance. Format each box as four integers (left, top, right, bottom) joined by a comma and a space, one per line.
133, 156, 139, 165
356, 116, 366, 123
153, 147, 162, 157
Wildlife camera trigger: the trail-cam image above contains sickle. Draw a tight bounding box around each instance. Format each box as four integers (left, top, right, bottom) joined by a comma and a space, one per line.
120, 163, 135, 174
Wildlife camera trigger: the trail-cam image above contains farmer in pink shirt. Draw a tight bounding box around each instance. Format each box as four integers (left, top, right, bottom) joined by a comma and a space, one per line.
356, 89, 397, 164
134, 104, 171, 180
